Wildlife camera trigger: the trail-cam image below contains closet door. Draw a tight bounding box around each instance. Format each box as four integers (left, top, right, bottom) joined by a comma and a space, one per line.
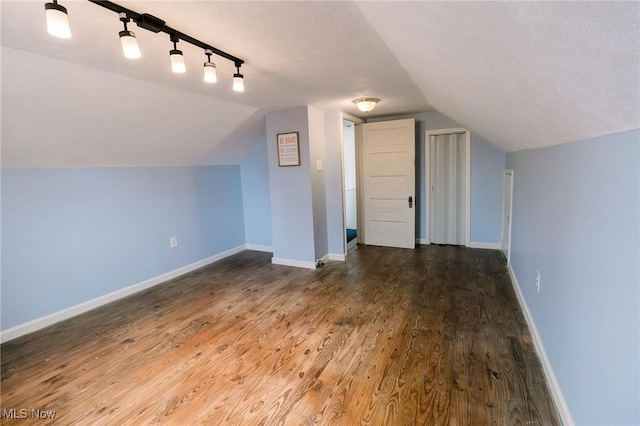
428, 131, 469, 245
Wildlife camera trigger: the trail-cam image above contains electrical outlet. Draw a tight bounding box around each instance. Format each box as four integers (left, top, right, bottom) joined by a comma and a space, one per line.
535, 271, 540, 292
170, 236, 178, 249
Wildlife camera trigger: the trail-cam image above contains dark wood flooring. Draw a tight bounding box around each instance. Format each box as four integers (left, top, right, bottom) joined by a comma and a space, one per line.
1, 245, 560, 425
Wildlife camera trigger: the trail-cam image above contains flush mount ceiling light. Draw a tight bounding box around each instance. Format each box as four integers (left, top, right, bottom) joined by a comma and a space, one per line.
44, 1, 71, 38
353, 98, 380, 113
44, 1, 245, 91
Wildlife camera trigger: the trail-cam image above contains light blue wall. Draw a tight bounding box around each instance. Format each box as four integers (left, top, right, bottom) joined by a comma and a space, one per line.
241, 139, 272, 247
506, 130, 640, 425
265, 106, 316, 263
308, 106, 328, 259
470, 134, 505, 243
1, 166, 245, 331
323, 109, 346, 256
369, 112, 505, 243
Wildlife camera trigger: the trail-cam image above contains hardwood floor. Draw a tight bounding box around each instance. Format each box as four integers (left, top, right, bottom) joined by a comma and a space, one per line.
1, 245, 560, 425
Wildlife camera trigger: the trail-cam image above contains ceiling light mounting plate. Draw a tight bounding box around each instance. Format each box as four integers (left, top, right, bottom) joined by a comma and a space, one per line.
136, 13, 165, 33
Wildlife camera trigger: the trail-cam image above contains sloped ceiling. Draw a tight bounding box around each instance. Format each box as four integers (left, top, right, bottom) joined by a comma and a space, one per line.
356, 1, 640, 151
1, 1, 638, 167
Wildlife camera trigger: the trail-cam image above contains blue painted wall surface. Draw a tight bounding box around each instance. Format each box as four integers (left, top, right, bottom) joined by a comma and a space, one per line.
470, 134, 505, 243
241, 140, 272, 247
1, 166, 245, 331
265, 106, 316, 263
370, 112, 505, 243
506, 130, 640, 425
323, 109, 346, 256
308, 106, 328, 259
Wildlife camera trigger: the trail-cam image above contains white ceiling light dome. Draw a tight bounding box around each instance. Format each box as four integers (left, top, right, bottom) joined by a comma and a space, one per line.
353, 98, 379, 113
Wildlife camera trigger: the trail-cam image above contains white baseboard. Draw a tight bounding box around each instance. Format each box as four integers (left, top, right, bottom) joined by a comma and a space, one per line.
415, 238, 429, 245
0, 245, 246, 344
245, 244, 273, 252
507, 262, 574, 425
271, 257, 317, 270
467, 241, 501, 250
328, 253, 346, 261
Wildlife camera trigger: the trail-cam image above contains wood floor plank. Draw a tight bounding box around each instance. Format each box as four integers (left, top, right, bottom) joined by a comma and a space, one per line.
1, 245, 560, 425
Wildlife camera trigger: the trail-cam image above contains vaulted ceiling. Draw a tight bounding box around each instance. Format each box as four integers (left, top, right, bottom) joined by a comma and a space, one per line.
1, 1, 638, 167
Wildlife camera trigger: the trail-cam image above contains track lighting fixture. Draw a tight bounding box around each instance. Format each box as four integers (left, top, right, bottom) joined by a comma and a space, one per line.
44, 1, 246, 91
169, 36, 186, 73
119, 13, 141, 59
44, 1, 71, 38
233, 64, 244, 92
203, 49, 217, 83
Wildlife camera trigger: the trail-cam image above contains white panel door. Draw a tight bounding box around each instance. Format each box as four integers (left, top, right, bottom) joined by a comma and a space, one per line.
502, 170, 514, 261
362, 119, 415, 249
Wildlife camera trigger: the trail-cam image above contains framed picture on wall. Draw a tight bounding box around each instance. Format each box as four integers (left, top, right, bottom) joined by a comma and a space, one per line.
277, 132, 300, 167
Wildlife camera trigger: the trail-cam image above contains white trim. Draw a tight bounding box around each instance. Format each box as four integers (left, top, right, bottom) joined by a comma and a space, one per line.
341, 112, 363, 125
328, 253, 346, 261
0, 244, 246, 343
467, 242, 501, 250
501, 169, 514, 262
464, 131, 471, 246
245, 244, 273, 252
355, 123, 365, 244
415, 238, 429, 245
425, 128, 471, 245
507, 263, 574, 425
319, 254, 329, 263
271, 257, 317, 270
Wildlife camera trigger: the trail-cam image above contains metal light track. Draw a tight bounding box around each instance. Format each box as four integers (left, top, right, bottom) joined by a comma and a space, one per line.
87, 0, 244, 67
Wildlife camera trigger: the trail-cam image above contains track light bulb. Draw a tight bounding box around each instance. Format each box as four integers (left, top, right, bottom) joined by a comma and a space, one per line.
45, 2, 71, 38
233, 73, 244, 92
170, 49, 186, 73
120, 31, 141, 59
204, 62, 217, 83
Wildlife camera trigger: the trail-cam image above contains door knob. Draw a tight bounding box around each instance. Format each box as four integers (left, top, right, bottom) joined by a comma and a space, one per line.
408, 196, 413, 208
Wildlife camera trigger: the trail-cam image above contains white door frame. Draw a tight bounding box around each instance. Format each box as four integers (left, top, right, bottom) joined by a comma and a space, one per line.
425, 128, 471, 246
341, 113, 363, 251
501, 169, 514, 262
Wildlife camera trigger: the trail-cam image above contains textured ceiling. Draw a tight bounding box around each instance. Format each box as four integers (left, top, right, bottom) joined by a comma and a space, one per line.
1, 1, 638, 167
356, 1, 640, 151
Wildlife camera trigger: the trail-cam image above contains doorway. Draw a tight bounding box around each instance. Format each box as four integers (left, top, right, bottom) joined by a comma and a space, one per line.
426, 128, 470, 245
343, 119, 358, 252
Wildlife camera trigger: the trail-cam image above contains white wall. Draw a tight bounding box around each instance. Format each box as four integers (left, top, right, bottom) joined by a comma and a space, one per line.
1, 47, 258, 167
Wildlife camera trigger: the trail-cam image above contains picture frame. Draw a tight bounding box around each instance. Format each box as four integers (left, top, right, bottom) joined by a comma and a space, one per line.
277, 132, 301, 167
